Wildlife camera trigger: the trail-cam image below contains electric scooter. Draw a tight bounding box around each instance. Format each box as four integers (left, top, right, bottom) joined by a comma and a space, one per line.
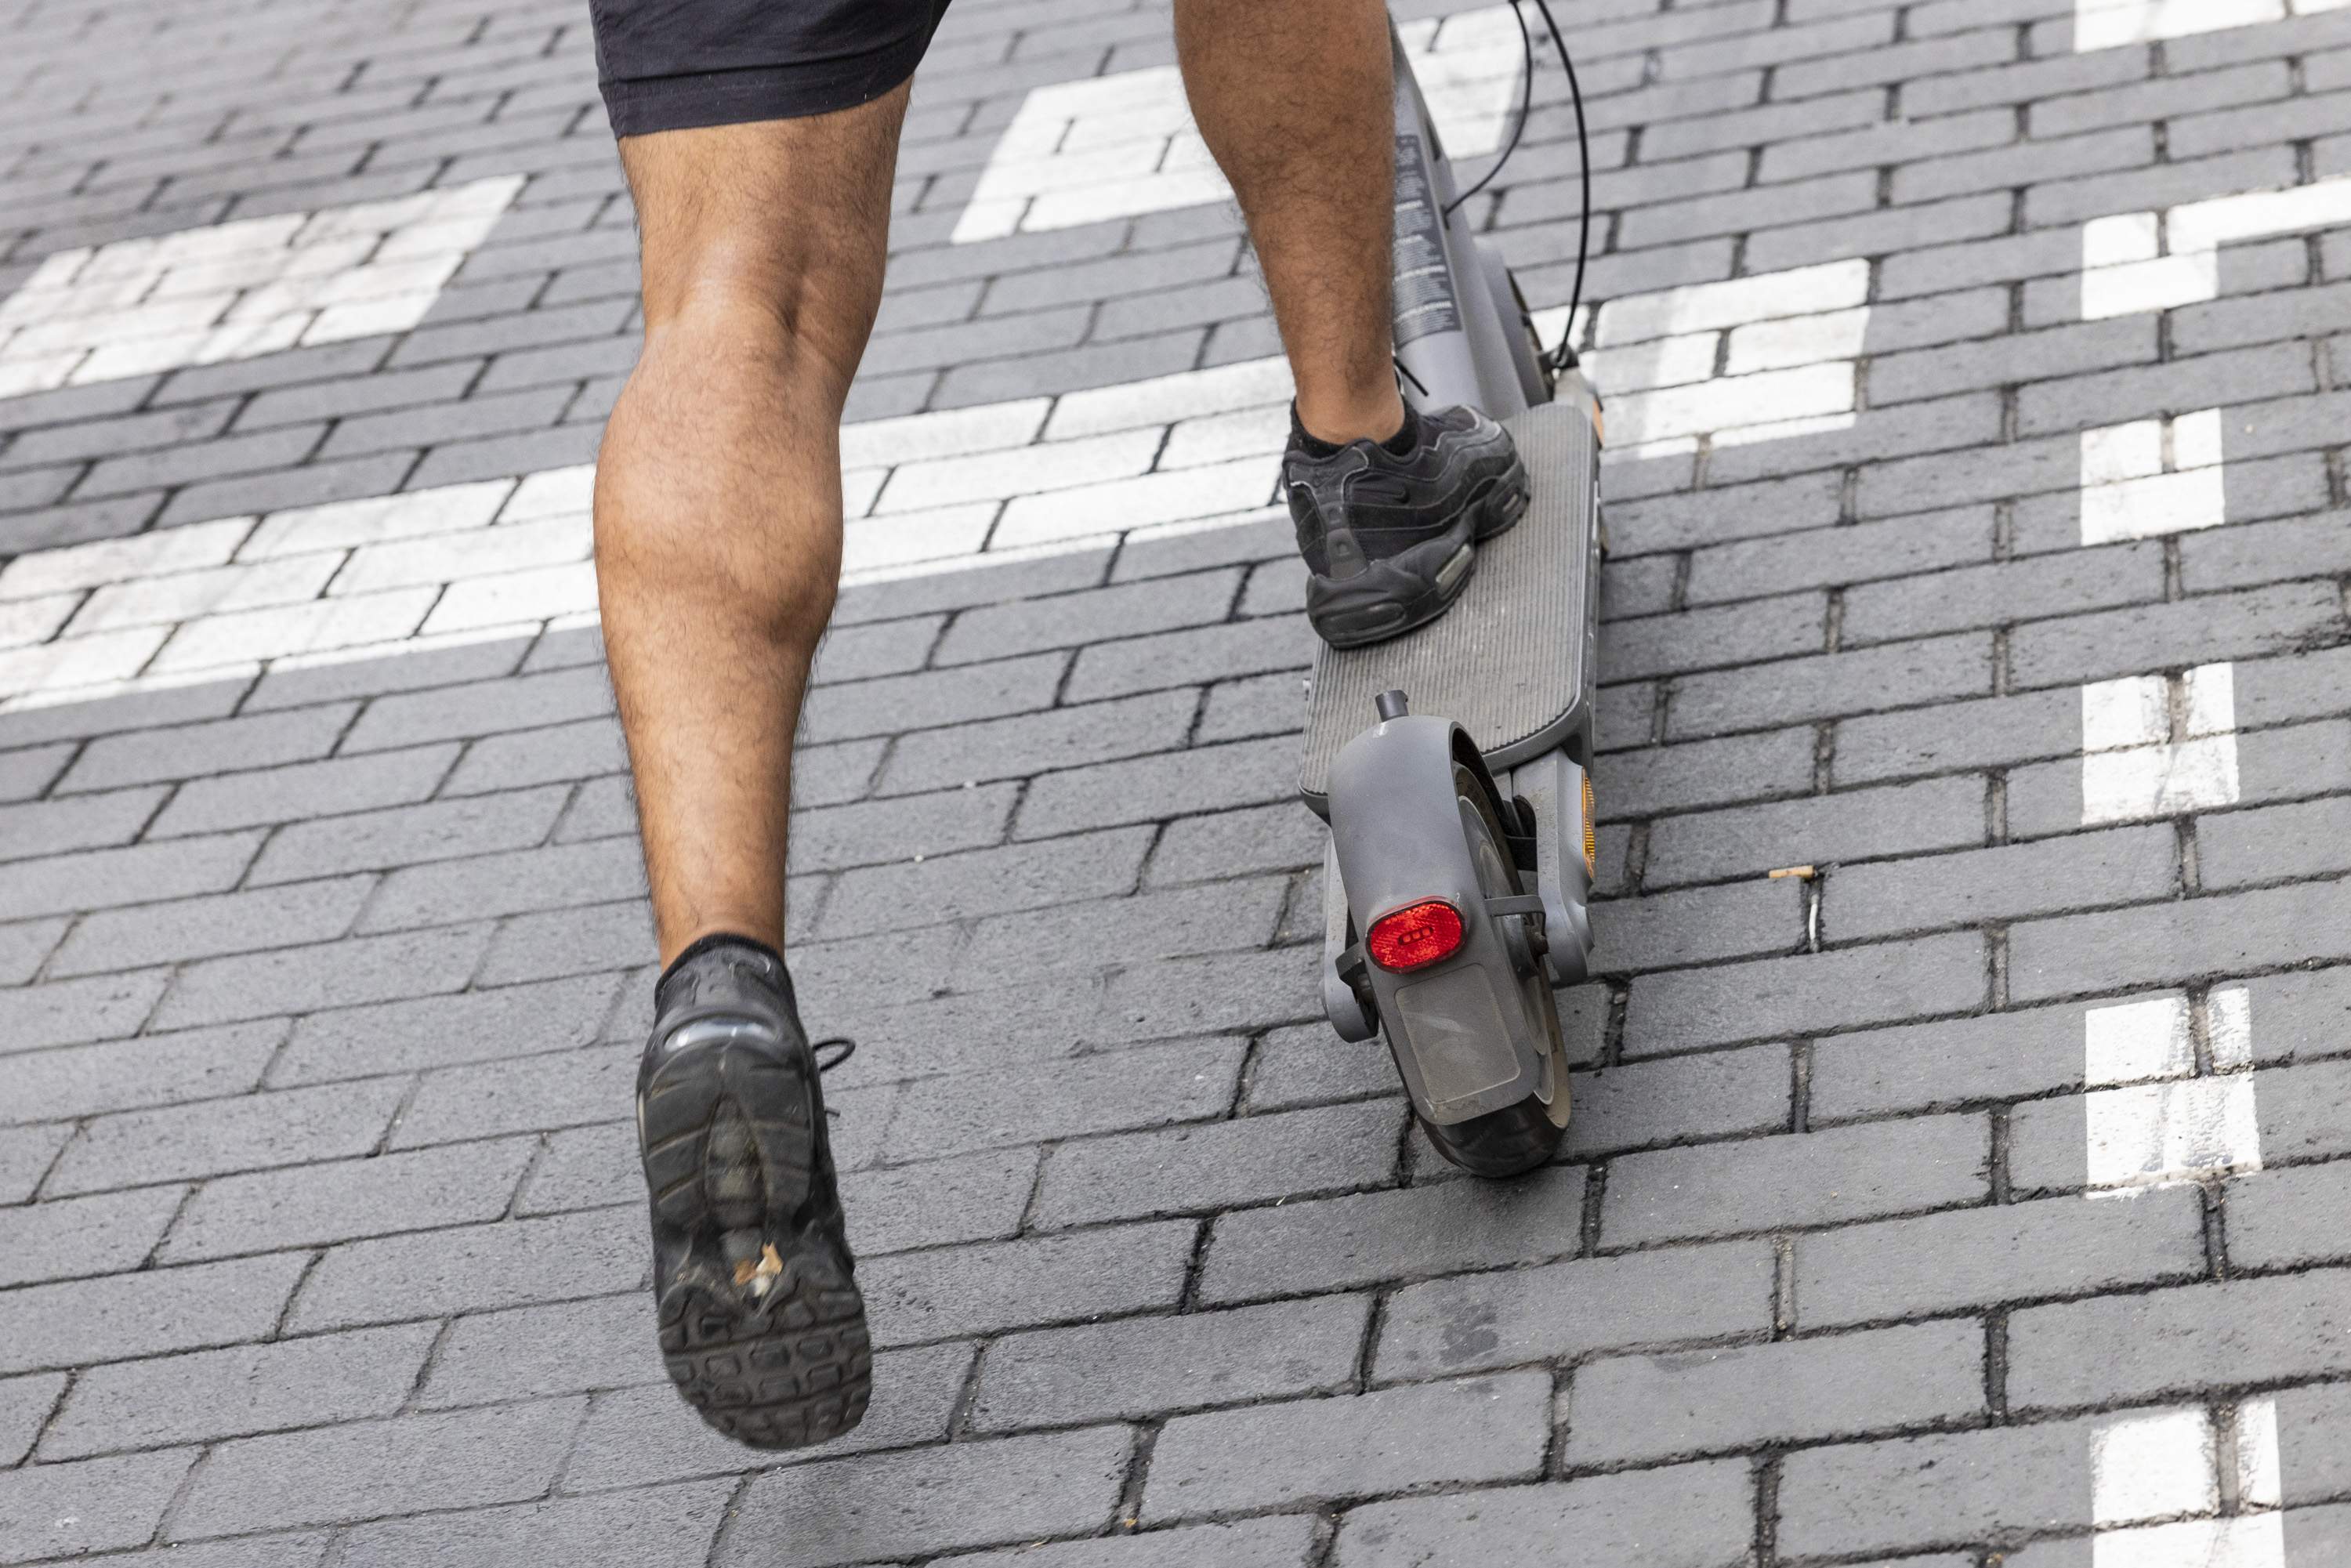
1302, 6, 1603, 1178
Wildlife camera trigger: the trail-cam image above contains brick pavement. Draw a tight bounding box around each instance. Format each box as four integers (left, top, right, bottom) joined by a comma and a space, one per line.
3, 0, 2351, 1562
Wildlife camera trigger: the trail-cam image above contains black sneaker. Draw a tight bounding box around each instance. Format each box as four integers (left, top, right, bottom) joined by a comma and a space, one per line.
636, 937, 870, 1450
1283, 402, 1530, 650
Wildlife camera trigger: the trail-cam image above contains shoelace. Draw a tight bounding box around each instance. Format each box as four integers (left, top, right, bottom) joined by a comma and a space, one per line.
812, 1037, 856, 1073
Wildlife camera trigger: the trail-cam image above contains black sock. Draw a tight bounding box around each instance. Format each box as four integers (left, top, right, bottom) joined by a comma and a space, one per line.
659, 931, 784, 994
1291, 400, 1421, 458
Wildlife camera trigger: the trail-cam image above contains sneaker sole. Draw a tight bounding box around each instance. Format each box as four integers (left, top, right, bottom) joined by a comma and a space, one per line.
640, 1036, 871, 1450
1308, 460, 1531, 650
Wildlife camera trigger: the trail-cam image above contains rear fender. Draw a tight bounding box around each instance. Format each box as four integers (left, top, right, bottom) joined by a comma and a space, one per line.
1326, 712, 1549, 1124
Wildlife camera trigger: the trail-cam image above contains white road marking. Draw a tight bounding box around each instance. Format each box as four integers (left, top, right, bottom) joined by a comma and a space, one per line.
2074, 0, 2351, 52
2078, 410, 2228, 545
0, 262, 1873, 711
0, 178, 521, 397
953, 5, 1526, 243
2083, 1402, 2284, 1566
2081, 987, 2262, 1194
2081, 664, 2241, 826
2081, 176, 2351, 320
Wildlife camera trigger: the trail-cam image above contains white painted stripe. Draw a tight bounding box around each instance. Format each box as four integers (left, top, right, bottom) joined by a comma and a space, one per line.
0, 178, 522, 395
2080, 664, 2241, 826
2081, 176, 2351, 320
2081, 985, 2262, 1193
0, 261, 1877, 711
952, 5, 1527, 244
2090, 1516, 2287, 1567
2074, 0, 2350, 52
2078, 410, 2228, 545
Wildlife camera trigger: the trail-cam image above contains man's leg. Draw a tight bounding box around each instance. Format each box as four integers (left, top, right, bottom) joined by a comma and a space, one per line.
1174, 0, 1404, 446
596, 91, 906, 967
1175, 0, 1529, 650
596, 91, 907, 1451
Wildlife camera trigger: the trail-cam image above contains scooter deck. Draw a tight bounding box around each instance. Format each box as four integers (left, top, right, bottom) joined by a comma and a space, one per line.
1299, 380, 1602, 809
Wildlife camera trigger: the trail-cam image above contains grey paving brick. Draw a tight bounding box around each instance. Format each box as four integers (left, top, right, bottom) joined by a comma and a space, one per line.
1033, 1098, 1404, 1229
169, 1398, 585, 1540
289, 1204, 640, 1332
161, 1136, 537, 1262
1623, 930, 1987, 1054
1797, 1184, 2208, 1328
1601, 594, 1827, 684
712, 1426, 1129, 1567
44, 1323, 438, 1461
248, 784, 567, 885
2012, 581, 2345, 693
936, 570, 1239, 667
269, 971, 622, 1085
0, 1371, 62, 1471
0, 915, 64, 985
1201, 1165, 1587, 1304
0, 741, 73, 806
438, 715, 624, 795
1605, 1114, 1990, 1245
243, 634, 534, 714
1607, 472, 1842, 556
386, 1044, 639, 1150
2009, 875, 2351, 1004
1589, 876, 1803, 972
835, 1146, 1038, 1256
1014, 734, 1295, 838
1808, 997, 2106, 1123
1564, 1042, 1794, 1158
862, 1219, 1196, 1347
2008, 1267, 2351, 1417
1644, 776, 1984, 888
560, 1341, 973, 1492
2230, 1160, 2351, 1272
1843, 539, 2168, 649
338, 666, 614, 752
0, 831, 262, 923
0, 968, 168, 1055
357, 835, 646, 931
514, 1121, 637, 1215
0, 1251, 307, 1376
1835, 686, 2079, 786
0, 1450, 197, 1564
50, 875, 375, 978
821, 823, 1150, 938
1683, 510, 1993, 607
2201, 797, 2351, 891
802, 653, 1064, 746
1668, 632, 1994, 741
1333, 1459, 1755, 1568
954, 1517, 1319, 1568
1241, 1023, 1396, 1112
48, 1077, 408, 1197
151, 922, 494, 1030
1197, 669, 1308, 743
0, 1124, 71, 1206
0, 1182, 185, 1290
1148, 1373, 1549, 1519
1096, 943, 1322, 1041
933, 328, 1205, 407
337, 1482, 731, 1568
0, 786, 163, 864
1600, 726, 1820, 820
1065, 617, 1307, 704
956, 877, 1288, 984
149, 743, 458, 838
972, 1294, 1369, 1433
1831, 824, 2179, 941
1568, 1317, 1983, 1465
414, 1291, 658, 1408
1377, 1237, 1773, 1382
882, 690, 1195, 797
1146, 800, 1326, 885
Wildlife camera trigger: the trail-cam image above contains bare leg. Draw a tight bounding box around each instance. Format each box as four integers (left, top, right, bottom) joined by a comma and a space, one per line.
1175, 0, 1405, 445
595, 89, 909, 967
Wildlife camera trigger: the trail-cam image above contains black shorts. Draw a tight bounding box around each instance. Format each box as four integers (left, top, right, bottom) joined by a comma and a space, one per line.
589, 0, 955, 138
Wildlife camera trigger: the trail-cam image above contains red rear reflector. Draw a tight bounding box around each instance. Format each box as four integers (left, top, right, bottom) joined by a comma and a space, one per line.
1367, 900, 1465, 972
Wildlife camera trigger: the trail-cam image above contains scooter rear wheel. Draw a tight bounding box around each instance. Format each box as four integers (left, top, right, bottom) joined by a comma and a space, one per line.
1415, 764, 1573, 1179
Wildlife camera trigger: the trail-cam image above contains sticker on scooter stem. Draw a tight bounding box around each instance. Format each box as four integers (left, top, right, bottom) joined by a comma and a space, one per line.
1392, 133, 1461, 346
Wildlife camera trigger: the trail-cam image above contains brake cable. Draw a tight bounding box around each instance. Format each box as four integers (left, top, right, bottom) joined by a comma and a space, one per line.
1431, 0, 1594, 373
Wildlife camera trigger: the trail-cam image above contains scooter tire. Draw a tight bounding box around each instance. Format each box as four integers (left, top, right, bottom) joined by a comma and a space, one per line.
1415, 765, 1572, 1180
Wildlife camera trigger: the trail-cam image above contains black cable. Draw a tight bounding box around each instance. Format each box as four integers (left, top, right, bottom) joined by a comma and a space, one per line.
1441, 0, 1535, 216
1526, 0, 1592, 371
